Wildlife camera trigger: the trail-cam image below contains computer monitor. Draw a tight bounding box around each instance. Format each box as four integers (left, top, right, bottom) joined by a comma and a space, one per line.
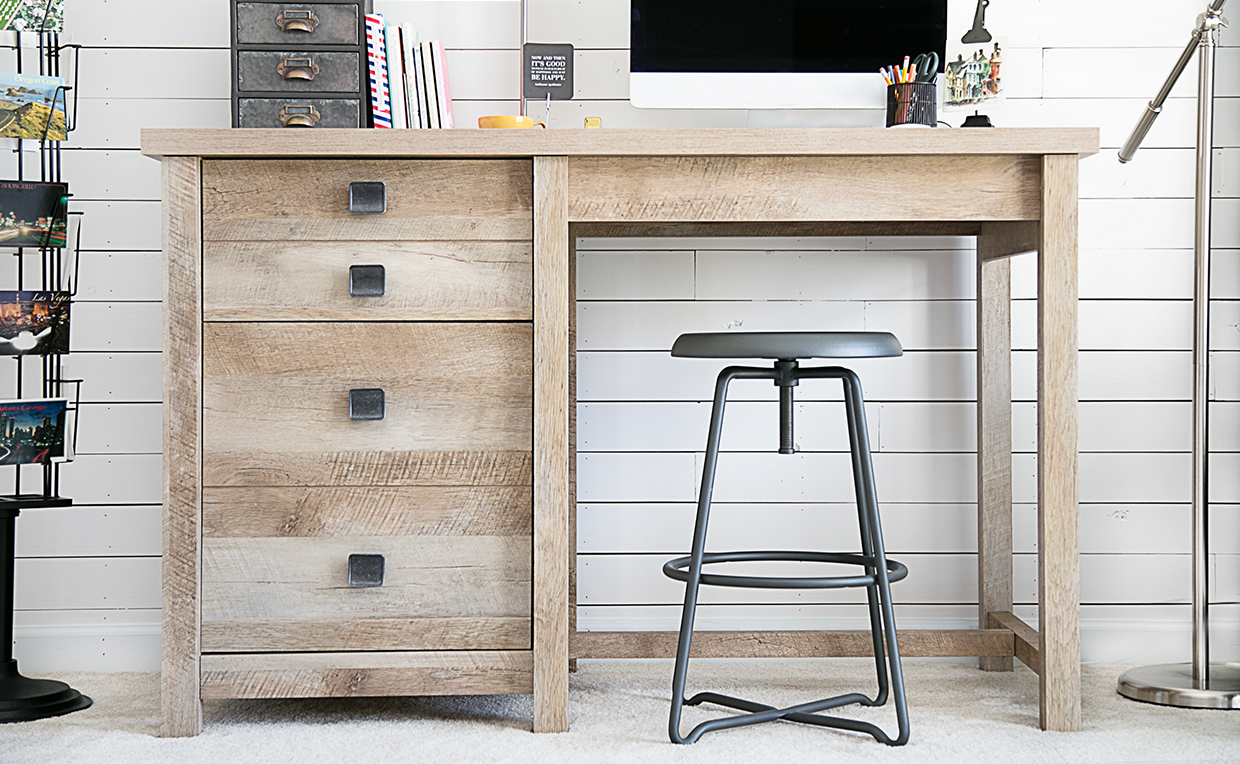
630, 0, 948, 110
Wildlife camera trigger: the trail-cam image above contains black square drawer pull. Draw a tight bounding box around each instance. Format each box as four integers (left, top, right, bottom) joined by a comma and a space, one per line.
348, 388, 385, 420
348, 554, 385, 587
349, 264, 385, 297
349, 181, 386, 214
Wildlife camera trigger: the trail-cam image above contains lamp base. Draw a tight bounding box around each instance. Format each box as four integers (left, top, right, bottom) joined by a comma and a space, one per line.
1117, 662, 1240, 709
0, 659, 92, 723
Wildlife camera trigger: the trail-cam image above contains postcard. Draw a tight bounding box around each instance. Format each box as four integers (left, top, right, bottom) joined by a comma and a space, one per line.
0, 72, 66, 140
0, 290, 68, 355
0, 397, 70, 464
0, 0, 64, 33
0, 181, 67, 247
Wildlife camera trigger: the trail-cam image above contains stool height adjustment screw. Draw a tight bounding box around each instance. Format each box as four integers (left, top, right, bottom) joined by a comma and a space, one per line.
775, 359, 799, 455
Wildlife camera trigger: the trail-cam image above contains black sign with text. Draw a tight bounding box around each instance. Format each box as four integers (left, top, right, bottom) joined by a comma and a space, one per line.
523, 43, 574, 100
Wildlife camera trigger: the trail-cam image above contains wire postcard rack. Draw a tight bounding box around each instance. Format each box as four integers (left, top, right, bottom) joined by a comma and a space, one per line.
0, 29, 82, 510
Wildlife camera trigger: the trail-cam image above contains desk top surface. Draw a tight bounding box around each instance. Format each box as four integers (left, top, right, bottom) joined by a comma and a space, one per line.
141, 127, 1099, 159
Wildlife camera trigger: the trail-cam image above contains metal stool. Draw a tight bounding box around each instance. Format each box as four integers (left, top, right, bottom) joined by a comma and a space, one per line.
663, 331, 910, 745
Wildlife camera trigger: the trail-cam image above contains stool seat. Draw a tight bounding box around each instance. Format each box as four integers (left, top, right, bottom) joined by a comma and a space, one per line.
670, 331, 902, 360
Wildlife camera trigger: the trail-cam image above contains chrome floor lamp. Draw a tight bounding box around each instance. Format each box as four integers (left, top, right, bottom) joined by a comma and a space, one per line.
1117, 0, 1240, 708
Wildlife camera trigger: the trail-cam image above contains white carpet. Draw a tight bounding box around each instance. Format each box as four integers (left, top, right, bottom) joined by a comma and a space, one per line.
0, 661, 1237, 764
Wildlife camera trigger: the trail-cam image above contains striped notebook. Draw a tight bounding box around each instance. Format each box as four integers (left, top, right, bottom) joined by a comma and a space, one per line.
364, 14, 392, 129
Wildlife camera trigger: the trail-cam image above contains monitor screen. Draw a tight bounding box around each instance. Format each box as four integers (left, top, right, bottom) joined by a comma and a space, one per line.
630, 0, 948, 110
632, 0, 948, 74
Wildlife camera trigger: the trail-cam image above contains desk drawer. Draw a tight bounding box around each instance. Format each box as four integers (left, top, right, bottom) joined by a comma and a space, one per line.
202, 159, 533, 242
201, 534, 532, 652
237, 50, 361, 93
203, 240, 532, 321
236, 2, 360, 45
202, 322, 532, 488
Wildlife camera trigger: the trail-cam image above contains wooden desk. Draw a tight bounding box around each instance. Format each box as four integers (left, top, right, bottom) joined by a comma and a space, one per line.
143, 127, 1100, 736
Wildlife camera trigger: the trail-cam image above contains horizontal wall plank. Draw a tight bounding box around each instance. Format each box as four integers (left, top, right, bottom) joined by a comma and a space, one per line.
695, 248, 974, 300
579, 553, 1192, 607
75, 201, 162, 251
1012, 249, 1195, 300
75, 98, 231, 149
66, 0, 229, 47
76, 403, 162, 454
375, 0, 521, 49
1013, 300, 1192, 351
59, 454, 162, 505
443, 49, 520, 101
62, 149, 161, 202
61, 353, 163, 403
14, 505, 162, 557
14, 557, 161, 609
71, 302, 162, 352
12, 608, 160, 672
80, 48, 231, 100
575, 250, 695, 300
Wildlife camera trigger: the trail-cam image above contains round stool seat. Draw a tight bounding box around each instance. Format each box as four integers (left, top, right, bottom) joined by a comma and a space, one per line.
671, 331, 902, 360
663, 550, 908, 590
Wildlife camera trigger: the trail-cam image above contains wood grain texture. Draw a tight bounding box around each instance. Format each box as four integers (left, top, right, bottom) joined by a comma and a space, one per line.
533, 156, 569, 733
976, 248, 1014, 673
567, 156, 1042, 223
570, 630, 1014, 659
1038, 154, 1082, 732
989, 611, 1042, 675
141, 127, 1101, 159
201, 536, 531, 652
203, 450, 532, 488
202, 322, 532, 486
203, 240, 533, 322
199, 650, 534, 699
571, 221, 984, 239
978, 221, 1040, 261
568, 228, 578, 673
161, 155, 203, 738
201, 617, 532, 653
201, 159, 533, 241
203, 486, 531, 538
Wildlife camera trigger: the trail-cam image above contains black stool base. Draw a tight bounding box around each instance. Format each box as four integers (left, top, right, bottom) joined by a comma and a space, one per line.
679, 690, 903, 745
0, 660, 92, 723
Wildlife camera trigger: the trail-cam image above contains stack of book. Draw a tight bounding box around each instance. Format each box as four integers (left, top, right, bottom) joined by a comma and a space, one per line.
365, 13, 453, 129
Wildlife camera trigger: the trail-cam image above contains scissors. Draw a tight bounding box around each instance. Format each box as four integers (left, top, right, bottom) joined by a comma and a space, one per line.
912, 52, 939, 83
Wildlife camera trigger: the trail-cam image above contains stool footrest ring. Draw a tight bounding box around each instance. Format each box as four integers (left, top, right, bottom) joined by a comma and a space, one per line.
663, 550, 908, 590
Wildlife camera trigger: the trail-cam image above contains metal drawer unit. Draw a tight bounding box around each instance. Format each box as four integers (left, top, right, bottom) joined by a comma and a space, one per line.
230, 1, 373, 128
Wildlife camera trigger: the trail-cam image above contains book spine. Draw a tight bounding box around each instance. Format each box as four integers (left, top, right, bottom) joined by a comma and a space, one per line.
400, 22, 423, 129
384, 24, 407, 128
365, 14, 392, 129
431, 40, 453, 129
420, 40, 440, 129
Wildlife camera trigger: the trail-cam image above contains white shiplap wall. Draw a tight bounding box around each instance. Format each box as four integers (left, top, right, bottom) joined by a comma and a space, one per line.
9, 0, 1239, 671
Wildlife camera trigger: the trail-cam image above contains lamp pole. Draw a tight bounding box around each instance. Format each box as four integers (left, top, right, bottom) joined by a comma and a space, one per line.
1116, 0, 1240, 708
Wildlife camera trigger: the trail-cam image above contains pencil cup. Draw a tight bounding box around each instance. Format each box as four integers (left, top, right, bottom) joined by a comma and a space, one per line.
886, 82, 936, 128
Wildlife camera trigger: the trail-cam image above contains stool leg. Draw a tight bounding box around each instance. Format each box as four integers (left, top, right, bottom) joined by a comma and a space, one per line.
842, 369, 910, 746
669, 367, 736, 744
842, 375, 890, 708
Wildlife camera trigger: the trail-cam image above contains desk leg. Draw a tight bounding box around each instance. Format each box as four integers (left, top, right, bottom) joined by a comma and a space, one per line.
1037, 154, 1082, 732
533, 156, 570, 733
975, 247, 1013, 673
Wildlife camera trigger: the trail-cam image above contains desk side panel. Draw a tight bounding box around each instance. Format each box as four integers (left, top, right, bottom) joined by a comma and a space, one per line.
567, 155, 1041, 223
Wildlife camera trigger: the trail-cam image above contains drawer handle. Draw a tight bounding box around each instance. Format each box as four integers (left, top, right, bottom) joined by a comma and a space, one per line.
277, 104, 320, 128
275, 8, 320, 33
349, 264, 385, 297
348, 388, 385, 421
276, 56, 319, 80
347, 554, 385, 587
348, 181, 386, 215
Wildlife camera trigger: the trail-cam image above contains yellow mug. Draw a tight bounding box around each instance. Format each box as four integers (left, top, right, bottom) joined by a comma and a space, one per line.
478, 115, 546, 129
